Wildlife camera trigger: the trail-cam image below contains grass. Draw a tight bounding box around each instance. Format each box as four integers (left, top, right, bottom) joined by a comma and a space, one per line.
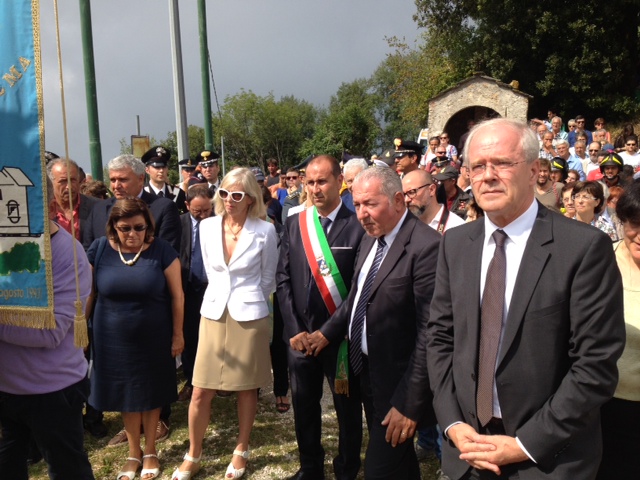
28, 377, 441, 479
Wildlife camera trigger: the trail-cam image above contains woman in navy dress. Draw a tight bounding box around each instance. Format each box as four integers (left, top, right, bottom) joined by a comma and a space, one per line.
88, 198, 184, 480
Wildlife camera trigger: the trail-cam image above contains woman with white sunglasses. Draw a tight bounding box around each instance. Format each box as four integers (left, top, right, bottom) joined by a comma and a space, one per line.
172, 168, 278, 480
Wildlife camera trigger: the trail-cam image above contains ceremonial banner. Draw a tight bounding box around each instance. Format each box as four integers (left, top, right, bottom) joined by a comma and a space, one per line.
0, 0, 54, 328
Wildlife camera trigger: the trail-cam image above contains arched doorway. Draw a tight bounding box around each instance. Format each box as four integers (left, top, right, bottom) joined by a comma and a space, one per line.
443, 106, 501, 151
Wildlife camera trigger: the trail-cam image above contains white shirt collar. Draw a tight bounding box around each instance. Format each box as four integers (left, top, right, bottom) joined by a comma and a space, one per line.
483, 199, 538, 248
319, 200, 343, 223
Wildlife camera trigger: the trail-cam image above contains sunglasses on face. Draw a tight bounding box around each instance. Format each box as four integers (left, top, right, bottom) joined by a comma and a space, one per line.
218, 189, 246, 202
115, 224, 148, 233
286, 176, 299, 180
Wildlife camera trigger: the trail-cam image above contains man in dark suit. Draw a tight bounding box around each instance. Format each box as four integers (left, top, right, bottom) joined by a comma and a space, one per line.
142, 146, 187, 214
277, 155, 365, 480
311, 166, 441, 479
426, 118, 625, 479
177, 184, 213, 401
82, 154, 181, 252
47, 158, 99, 245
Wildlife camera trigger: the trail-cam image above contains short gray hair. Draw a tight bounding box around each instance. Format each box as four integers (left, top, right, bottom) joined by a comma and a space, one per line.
464, 118, 539, 164
343, 158, 369, 176
555, 139, 569, 149
353, 165, 402, 200
46, 157, 79, 181
108, 154, 145, 176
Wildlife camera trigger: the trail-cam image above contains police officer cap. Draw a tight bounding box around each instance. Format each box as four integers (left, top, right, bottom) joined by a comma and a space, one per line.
393, 138, 423, 158
44, 151, 60, 164
196, 150, 220, 167
179, 158, 197, 170
142, 146, 171, 167
379, 148, 396, 167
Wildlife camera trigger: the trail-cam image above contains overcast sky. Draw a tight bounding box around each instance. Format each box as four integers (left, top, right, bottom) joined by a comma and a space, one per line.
39, 0, 421, 173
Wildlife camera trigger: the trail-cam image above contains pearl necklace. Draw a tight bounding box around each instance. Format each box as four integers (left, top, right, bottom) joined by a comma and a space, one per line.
117, 243, 145, 266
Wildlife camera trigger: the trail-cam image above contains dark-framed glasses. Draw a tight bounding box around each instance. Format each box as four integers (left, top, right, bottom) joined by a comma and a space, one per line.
403, 183, 432, 199
115, 224, 148, 233
218, 189, 246, 202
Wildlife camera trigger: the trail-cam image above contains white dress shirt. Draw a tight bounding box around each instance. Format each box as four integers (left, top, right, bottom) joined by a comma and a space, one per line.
348, 210, 408, 355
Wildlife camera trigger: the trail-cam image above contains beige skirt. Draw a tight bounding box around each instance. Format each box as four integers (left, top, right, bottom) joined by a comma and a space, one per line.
192, 309, 271, 391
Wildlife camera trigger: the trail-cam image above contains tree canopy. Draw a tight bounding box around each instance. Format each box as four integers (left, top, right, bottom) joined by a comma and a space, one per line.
413, 0, 640, 119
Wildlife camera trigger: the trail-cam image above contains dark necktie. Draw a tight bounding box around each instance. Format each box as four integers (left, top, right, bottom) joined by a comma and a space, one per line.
190, 222, 207, 285
157, 190, 164, 198
319, 216, 332, 235
477, 229, 508, 426
349, 236, 387, 376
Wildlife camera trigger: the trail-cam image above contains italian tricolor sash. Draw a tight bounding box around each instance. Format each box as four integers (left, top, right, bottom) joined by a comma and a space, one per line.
299, 206, 348, 313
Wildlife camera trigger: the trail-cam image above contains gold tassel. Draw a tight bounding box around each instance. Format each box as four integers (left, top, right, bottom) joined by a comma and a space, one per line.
73, 299, 88, 348
334, 379, 349, 396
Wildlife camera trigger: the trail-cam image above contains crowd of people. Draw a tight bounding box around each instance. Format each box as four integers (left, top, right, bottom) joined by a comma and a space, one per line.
0, 114, 638, 480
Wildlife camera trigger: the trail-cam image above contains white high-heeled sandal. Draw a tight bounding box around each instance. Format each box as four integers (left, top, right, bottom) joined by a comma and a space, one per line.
171, 453, 201, 480
225, 449, 250, 479
140, 454, 160, 480
116, 457, 141, 480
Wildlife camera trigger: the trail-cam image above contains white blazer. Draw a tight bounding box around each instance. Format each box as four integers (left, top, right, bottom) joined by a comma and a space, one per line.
199, 215, 278, 321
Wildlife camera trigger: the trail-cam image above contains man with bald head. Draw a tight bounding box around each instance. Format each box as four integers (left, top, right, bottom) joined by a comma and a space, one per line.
402, 170, 465, 234
427, 118, 624, 479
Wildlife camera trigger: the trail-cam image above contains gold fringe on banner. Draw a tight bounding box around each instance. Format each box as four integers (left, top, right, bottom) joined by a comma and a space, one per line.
0, 308, 55, 329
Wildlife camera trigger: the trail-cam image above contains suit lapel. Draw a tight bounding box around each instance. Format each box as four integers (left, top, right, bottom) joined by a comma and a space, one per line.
228, 217, 256, 265
326, 204, 351, 243
466, 222, 485, 364
497, 208, 552, 368
369, 214, 415, 296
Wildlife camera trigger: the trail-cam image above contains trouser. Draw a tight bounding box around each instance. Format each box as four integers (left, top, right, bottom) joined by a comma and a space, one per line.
288, 344, 363, 480
182, 283, 206, 385
0, 377, 95, 480
359, 357, 420, 480
270, 296, 289, 397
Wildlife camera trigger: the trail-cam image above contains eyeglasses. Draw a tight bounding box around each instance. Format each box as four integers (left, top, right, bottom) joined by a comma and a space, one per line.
218, 189, 246, 202
115, 224, 148, 233
562, 197, 573, 204
568, 125, 576, 130
470, 160, 527, 178
588, 149, 600, 153
286, 176, 299, 180
576, 120, 585, 124
189, 208, 212, 217
403, 183, 433, 199
572, 194, 596, 201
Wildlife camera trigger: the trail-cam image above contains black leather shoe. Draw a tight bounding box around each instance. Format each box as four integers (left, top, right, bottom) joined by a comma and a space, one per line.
286, 470, 325, 480
83, 418, 108, 438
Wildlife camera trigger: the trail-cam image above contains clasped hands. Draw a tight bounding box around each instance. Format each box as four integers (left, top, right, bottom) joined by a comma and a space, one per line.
448, 423, 529, 475
290, 330, 329, 356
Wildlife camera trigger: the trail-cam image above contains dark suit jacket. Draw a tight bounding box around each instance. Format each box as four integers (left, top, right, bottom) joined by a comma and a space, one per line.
144, 183, 187, 214
322, 212, 441, 424
276, 204, 364, 341
427, 204, 626, 479
78, 194, 99, 246
179, 213, 193, 289
82, 190, 181, 251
